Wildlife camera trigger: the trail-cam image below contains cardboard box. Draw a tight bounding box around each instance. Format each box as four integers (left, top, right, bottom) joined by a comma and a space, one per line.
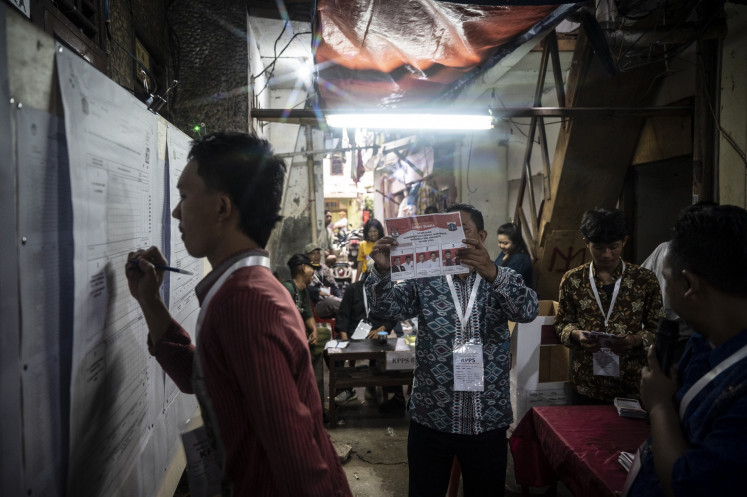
510, 300, 571, 427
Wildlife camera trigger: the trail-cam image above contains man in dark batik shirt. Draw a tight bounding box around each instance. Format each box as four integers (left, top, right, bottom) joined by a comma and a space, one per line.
366, 203, 538, 496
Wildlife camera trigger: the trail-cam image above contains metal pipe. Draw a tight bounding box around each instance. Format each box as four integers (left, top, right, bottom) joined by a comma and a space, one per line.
305, 126, 318, 243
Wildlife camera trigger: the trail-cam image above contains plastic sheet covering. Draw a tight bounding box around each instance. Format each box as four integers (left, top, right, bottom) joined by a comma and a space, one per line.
313, 0, 582, 109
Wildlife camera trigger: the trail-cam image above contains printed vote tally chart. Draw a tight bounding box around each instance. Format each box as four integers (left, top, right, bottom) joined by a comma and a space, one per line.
385, 213, 470, 280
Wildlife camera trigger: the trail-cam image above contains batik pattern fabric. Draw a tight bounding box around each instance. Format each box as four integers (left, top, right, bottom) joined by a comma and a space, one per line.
310, 264, 342, 298
555, 261, 664, 402
365, 266, 538, 435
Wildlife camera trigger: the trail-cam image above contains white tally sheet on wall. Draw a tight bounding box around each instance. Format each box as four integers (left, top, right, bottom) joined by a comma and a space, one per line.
56, 43, 193, 496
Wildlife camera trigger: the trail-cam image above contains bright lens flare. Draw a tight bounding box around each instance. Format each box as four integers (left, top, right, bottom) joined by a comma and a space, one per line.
325, 113, 493, 130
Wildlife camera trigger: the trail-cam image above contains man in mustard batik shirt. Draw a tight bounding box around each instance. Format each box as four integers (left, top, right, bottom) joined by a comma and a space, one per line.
555, 208, 664, 404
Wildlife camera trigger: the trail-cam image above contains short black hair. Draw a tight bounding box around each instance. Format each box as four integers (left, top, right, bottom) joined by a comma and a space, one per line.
446, 203, 484, 232
189, 131, 286, 247
287, 253, 312, 278
424, 205, 438, 214
580, 208, 627, 244
363, 218, 385, 241
669, 204, 747, 296
497, 223, 529, 254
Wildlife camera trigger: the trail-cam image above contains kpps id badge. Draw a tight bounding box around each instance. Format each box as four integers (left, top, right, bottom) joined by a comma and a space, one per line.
453, 341, 484, 391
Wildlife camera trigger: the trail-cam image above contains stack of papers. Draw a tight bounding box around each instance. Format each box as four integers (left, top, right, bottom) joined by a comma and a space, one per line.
324, 340, 350, 351
614, 397, 647, 419
618, 451, 635, 472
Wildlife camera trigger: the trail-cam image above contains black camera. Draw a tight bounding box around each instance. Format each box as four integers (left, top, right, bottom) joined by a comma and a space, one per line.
655, 318, 679, 376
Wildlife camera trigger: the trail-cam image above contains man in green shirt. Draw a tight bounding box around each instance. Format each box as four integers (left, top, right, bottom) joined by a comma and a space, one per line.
283, 254, 331, 412
283, 254, 316, 336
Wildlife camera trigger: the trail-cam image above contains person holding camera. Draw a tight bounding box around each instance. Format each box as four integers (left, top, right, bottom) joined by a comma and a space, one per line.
626, 203, 747, 496
555, 208, 664, 404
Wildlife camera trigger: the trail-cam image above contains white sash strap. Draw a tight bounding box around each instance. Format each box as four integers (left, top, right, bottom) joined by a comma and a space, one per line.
679, 342, 747, 420
196, 255, 271, 334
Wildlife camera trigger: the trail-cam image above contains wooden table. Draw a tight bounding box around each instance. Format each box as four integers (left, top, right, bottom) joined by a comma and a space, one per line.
509, 405, 650, 497
327, 338, 414, 427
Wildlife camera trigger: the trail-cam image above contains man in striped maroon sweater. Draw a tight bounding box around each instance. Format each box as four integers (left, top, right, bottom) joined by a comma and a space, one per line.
125, 132, 351, 497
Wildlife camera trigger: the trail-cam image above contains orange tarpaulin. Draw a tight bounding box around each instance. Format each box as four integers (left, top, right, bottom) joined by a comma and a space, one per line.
313, 0, 581, 109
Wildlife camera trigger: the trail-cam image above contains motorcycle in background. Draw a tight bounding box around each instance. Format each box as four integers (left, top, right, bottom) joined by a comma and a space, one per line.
332, 261, 353, 294
346, 228, 362, 265
331, 228, 363, 293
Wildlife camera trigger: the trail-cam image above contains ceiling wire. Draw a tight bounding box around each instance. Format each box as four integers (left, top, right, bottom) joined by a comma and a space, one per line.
253, 22, 312, 98
466, 134, 477, 194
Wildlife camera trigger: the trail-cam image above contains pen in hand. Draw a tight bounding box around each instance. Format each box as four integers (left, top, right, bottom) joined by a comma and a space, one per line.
128, 259, 194, 275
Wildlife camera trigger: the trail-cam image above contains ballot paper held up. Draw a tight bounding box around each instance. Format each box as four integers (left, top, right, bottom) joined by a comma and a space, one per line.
386, 213, 469, 280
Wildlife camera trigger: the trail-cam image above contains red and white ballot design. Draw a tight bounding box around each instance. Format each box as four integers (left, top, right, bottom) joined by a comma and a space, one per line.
385, 213, 469, 280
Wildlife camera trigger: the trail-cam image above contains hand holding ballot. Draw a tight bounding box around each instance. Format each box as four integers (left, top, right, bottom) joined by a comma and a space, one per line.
457, 235, 498, 283
369, 236, 398, 271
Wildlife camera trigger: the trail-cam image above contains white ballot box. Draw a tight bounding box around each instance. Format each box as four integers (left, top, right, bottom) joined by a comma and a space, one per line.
510, 300, 571, 427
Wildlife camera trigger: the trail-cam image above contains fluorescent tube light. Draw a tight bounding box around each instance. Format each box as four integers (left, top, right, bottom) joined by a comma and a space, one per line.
325, 113, 493, 130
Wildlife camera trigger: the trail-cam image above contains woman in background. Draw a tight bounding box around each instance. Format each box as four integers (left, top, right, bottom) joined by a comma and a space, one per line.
355, 218, 385, 282
495, 222, 535, 289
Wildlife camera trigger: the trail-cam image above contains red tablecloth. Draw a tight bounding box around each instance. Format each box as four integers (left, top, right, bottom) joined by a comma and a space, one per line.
509, 405, 650, 497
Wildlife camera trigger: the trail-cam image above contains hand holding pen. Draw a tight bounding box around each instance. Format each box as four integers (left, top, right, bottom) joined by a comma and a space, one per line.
125, 247, 173, 305
125, 247, 181, 344
127, 260, 193, 275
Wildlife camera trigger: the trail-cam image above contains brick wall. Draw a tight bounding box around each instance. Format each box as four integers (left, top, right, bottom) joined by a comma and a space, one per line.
104, 0, 249, 136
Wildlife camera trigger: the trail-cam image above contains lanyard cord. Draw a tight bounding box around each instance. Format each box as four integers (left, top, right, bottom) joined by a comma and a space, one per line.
446, 273, 482, 341
362, 284, 370, 318
589, 260, 626, 330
